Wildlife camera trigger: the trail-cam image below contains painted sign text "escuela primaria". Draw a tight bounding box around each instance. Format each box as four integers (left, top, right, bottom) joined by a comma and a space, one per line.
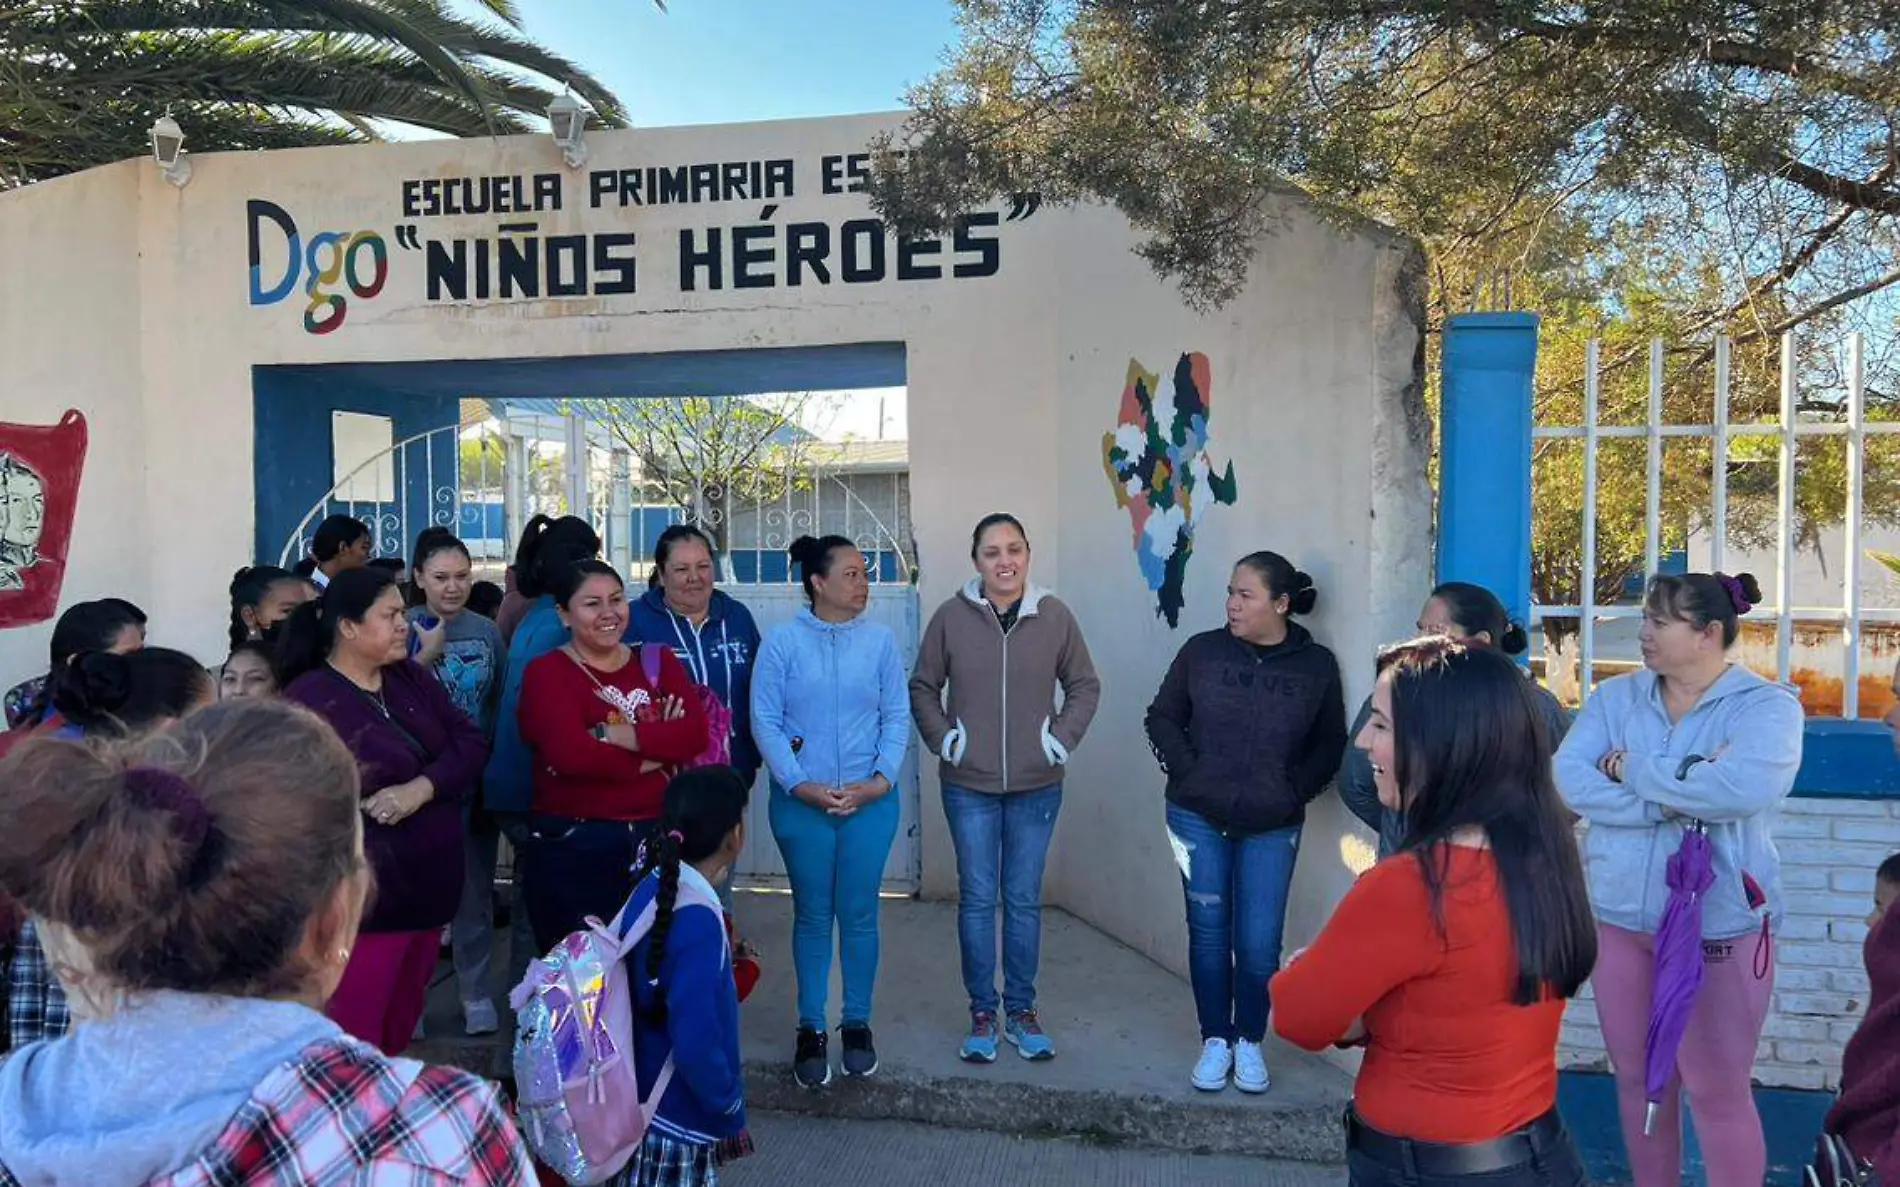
391, 153, 1026, 298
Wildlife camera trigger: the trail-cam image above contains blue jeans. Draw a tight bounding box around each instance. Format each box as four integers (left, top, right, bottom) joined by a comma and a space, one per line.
1165, 802, 1300, 1044
942, 783, 1062, 1018
769, 783, 901, 1030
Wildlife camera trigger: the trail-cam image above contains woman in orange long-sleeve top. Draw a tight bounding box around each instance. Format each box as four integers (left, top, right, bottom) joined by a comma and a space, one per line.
1271, 638, 1595, 1187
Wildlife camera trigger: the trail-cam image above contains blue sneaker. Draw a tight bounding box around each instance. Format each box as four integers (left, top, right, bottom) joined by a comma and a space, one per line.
1005, 1010, 1056, 1061
960, 1012, 999, 1063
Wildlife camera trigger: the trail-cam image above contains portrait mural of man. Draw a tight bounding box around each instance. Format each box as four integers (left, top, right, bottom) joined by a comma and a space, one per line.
0, 410, 87, 629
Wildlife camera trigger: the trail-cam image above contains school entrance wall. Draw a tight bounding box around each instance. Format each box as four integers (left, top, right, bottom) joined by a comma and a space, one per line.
0, 112, 1432, 975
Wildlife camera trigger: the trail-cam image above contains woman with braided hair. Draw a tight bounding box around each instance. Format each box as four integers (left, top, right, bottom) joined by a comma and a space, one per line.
616, 766, 754, 1187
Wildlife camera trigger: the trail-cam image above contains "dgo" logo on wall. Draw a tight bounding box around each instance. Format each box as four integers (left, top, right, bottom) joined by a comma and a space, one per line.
246, 199, 389, 335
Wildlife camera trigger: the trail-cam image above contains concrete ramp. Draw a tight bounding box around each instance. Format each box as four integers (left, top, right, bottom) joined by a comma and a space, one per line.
415, 895, 1350, 1164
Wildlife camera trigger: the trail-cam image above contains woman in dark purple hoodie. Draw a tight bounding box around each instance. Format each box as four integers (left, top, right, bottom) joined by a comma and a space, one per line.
278, 566, 488, 1055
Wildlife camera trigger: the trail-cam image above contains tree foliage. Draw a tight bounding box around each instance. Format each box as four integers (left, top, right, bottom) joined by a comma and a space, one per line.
872, 0, 1899, 327
0, 0, 639, 186
873, 0, 1900, 625
574, 395, 844, 555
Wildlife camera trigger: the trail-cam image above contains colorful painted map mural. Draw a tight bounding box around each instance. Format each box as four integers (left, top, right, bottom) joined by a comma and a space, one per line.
1102, 353, 1238, 628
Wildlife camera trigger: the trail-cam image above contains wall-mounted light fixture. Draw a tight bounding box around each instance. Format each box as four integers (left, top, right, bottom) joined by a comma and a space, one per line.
547, 91, 588, 170
150, 111, 192, 187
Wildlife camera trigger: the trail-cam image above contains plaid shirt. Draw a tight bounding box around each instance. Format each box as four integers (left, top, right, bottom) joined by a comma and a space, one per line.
5, 920, 70, 1051
0, 1035, 535, 1186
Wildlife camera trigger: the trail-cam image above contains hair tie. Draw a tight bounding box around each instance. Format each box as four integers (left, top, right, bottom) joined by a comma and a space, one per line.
1717, 573, 1753, 615
124, 767, 221, 887
667, 830, 685, 846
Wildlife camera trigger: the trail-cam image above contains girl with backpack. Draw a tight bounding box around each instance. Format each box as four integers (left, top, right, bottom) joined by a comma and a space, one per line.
615, 766, 755, 1186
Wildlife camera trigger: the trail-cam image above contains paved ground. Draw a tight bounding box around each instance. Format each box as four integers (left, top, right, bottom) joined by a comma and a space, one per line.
416, 894, 1353, 1162
723, 1113, 1344, 1186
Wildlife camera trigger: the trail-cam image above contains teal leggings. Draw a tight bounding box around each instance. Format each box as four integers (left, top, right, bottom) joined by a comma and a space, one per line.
769, 782, 901, 1030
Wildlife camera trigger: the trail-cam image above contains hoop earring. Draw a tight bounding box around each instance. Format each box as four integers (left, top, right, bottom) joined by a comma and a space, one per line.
331, 947, 351, 967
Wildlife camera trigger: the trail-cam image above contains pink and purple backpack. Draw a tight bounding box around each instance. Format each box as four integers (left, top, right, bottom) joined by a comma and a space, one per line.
636, 643, 732, 770
509, 877, 718, 1184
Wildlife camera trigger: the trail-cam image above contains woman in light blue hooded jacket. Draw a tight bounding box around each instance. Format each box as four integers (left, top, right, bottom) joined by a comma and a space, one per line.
1554, 571, 1803, 1187
751, 534, 910, 1092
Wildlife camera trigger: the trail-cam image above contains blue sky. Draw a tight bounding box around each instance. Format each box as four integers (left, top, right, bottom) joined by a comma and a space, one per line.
445, 1, 963, 439
496, 1, 962, 128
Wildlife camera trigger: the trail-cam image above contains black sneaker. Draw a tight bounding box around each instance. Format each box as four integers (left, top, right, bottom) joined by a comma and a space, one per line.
793, 1026, 832, 1089
839, 1022, 878, 1078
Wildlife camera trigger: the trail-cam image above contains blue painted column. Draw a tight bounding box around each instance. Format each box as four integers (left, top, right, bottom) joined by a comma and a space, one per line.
1438, 312, 1539, 635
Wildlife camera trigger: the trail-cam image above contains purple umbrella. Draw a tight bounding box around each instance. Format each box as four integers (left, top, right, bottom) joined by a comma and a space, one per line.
1645, 822, 1715, 1136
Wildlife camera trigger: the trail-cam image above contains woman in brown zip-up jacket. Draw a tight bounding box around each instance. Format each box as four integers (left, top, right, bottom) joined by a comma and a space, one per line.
909, 514, 1101, 1064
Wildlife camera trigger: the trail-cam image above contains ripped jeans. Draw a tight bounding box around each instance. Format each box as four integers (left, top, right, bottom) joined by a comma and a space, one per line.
1165, 803, 1301, 1044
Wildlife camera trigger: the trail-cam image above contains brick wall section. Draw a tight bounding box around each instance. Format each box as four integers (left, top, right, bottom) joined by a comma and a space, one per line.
1558, 796, 1898, 1091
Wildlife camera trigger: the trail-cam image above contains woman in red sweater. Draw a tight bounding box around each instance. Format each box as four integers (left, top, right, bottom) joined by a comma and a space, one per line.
1272, 638, 1595, 1186
517, 560, 708, 949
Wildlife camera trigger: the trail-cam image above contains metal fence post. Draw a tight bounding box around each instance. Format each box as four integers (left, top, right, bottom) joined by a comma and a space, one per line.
1439, 312, 1540, 642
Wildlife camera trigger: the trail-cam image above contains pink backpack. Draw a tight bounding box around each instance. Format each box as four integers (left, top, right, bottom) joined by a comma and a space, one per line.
510, 877, 719, 1184
637, 644, 732, 769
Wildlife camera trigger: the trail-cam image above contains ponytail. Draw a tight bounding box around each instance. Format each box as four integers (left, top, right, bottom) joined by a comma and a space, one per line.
274, 567, 396, 688
51, 648, 211, 735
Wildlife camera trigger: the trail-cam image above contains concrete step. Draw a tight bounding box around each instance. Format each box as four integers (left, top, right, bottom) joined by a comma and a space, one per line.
412, 895, 1351, 1164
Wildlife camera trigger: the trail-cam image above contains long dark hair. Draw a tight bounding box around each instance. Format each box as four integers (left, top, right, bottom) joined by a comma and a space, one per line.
648, 524, 715, 591
788, 534, 855, 607
1378, 636, 1596, 1004
634, 766, 751, 992
1428, 581, 1530, 655
51, 647, 211, 736
512, 514, 602, 599
273, 567, 398, 688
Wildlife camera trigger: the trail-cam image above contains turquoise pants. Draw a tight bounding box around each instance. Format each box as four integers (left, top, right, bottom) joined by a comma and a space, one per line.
768, 782, 900, 1030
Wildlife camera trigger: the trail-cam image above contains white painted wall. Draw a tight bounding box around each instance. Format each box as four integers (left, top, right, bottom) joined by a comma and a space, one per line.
0, 162, 153, 673
0, 113, 1428, 977
1028, 200, 1431, 971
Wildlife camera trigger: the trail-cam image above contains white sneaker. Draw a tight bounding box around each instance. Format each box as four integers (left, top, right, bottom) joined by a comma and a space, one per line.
1191, 1037, 1233, 1092
1233, 1039, 1271, 1094
464, 999, 500, 1037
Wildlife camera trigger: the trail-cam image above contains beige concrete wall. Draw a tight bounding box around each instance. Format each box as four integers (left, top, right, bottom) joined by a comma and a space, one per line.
0, 162, 153, 680
0, 113, 1428, 970
1025, 201, 1432, 973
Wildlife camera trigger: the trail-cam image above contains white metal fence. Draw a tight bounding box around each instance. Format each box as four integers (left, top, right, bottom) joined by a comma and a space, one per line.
1530, 332, 1899, 714
278, 412, 916, 590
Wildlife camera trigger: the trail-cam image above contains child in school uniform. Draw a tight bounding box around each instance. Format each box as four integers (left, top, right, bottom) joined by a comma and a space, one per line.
616, 767, 755, 1187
